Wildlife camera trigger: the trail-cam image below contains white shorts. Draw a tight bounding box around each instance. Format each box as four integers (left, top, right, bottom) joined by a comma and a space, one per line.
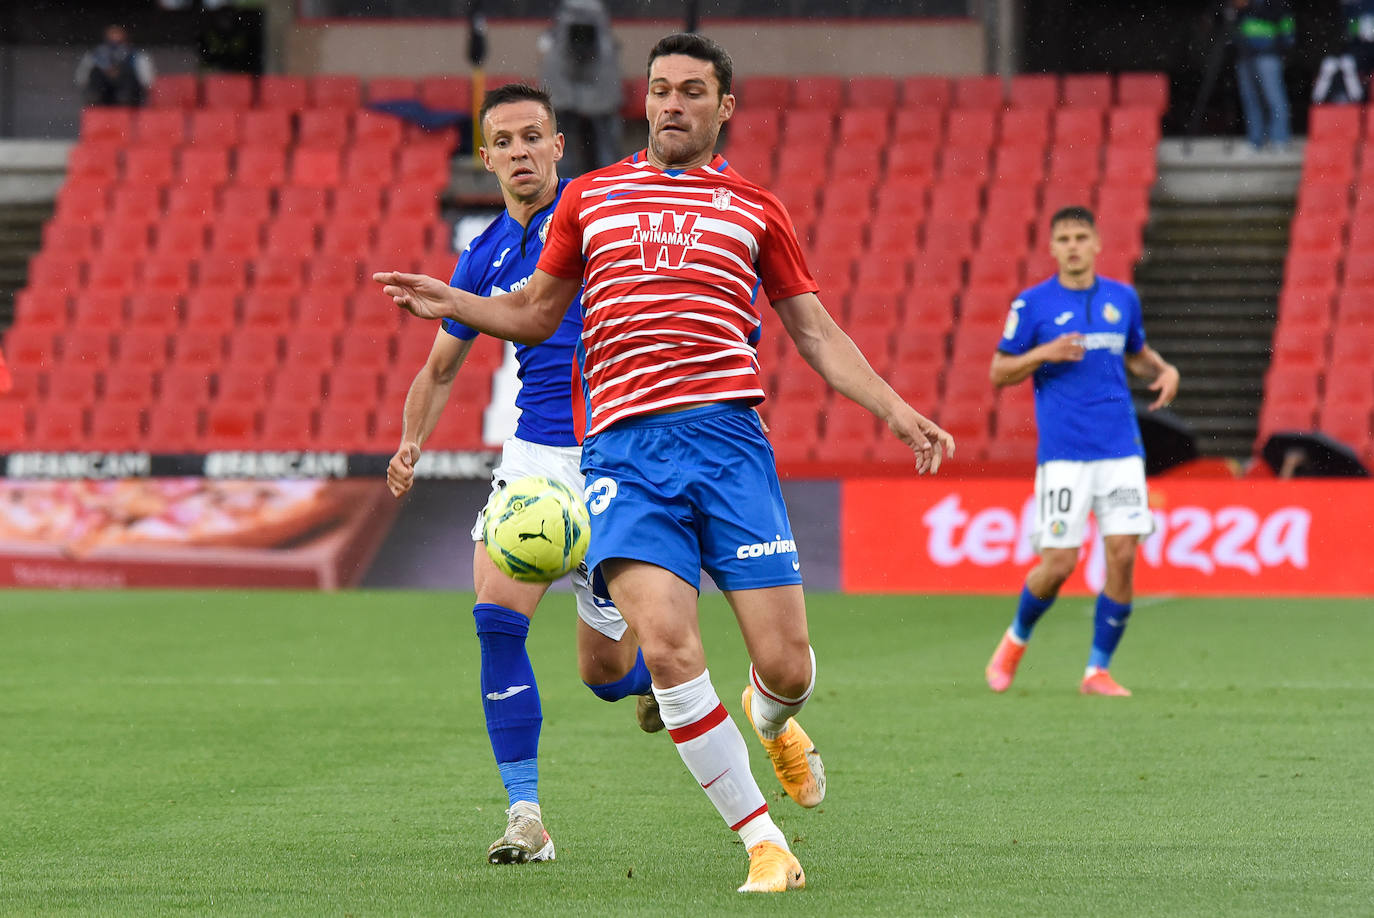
1032, 456, 1155, 552
472, 436, 627, 642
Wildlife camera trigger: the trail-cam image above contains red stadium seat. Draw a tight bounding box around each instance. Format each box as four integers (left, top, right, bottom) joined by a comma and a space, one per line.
226, 328, 282, 370
1053, 108, 1105, 150
259, 401, 316, 450
274, 186, 328, 224
141, 254, 194, 297
207, 218, 263, 259
148, 73, 198, 110
321, 221, 373, 259
364, 76, 418, 104
134, 109, 187, 146
737, 76, 792, 111
998, 108, 1050, 150
159, 365, 214, 405
418, 75, 472, 112
991, 145, 1046, 186
171, 328, 227, 368
252, 251, 307, 297
256, 74, 308, 111
314, 401, 373, 451
1, 328, 55, 371
1344, 252, 1374, 287
893, 109, 943, 146
952, 75, 1004, 110
66, 143, 121, 185
196, 257, 249, 295
239, 110, 293, 149
1103, 146, 1158, 186
217, 186, 272, 222
1107, 106, 1162, 149
885, 141, 938, 184
88, 404, 144, 452
325, 367, 381, 405
42, 221, 97, 259
1115, 72, 1169, 114
1061, 74, 1113, 110
846, 76, 898, 110
310, 75, 362, 110
272, 366, 326, 405
1330, 325, 1374, 367
396, 146, 450, 188
145, 400, 203, 451
177, 147, 231, 187
333, 185, 385, 224
1296, 181, 1351, 217
216, 365, 273, 405
204, 401, 260, 449
71, 289, 126, 333
113, 331, 170, 370
968, 251, 1023, 288
262, 217, 317, 257
1277, 285, 1334, 331
353, 110, 404, 149
31, 402, 86, 451
11, 289, 69, 331
837, 109, 890, 148
1302, 141, 1356, 187
298, 108, 350, 148
188, 109, 239, 147
232, 146, 288, 188
940, 145, 991, 183
1309, 105, 1362, 147
54, 182, 108, 223
927, 182, 982, 225
946, 110, 997, 150
63, 332, 115, 369
336, 330, 391, 371
1008, 74, 1058, 110
241, 290, 296, 331
284, 327, 339, 367
79, 107, 133, 144
102, 365, 157, 404
87, 256, 138, 296
900, 76, 951, 110
793, 75, 845, 111
203, 74, 255, 110
48, 363, 99, 405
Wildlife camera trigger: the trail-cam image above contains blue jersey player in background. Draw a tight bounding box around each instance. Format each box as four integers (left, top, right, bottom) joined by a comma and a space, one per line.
984, 206, 1181, 697
384, 84, 656, 866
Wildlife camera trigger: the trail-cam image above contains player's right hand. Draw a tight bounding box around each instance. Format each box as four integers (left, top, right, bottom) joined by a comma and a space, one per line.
374, 271, 454, 321
1043, 333, 1087, 363
387, 441, 421, 497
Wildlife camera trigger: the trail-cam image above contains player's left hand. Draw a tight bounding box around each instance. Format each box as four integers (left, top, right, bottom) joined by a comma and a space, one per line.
373, 271, 455, 321
1146, 363, 1181, 411
889, 406, 956, 475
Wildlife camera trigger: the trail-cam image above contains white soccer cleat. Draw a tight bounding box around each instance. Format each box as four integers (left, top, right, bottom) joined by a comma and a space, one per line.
487, 802, 555, 864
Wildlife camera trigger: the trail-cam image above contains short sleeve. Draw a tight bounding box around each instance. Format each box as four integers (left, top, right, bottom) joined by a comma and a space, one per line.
535, 178, 587, 281
441, 247, 479, 341
1125, 286, 1146, 354
756, 193, 819, 302
997, 294, 1036, 356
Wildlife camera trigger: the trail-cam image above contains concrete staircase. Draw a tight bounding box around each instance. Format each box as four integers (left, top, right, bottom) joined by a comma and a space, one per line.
0, 140, 70, 328
1132, 138, 1302, 459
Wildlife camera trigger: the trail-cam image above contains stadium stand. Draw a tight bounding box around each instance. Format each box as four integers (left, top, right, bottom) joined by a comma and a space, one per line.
1, 72, 464, 454
729, 72, 1164, 470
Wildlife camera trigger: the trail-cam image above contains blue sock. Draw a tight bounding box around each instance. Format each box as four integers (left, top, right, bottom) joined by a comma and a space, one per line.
1088, 594, 1133, 671
473, 603, 542, 806
585, 648, 653, 701
1011, 585, 1055, 642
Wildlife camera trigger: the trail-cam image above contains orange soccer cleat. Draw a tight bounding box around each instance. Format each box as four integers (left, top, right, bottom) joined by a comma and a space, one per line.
985, 630, 1027, 693
1080, 668, 1132, 697
741, 685, 826, 808
737, 841, 806, 893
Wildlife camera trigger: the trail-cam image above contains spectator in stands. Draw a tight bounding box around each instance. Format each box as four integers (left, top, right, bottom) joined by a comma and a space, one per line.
1232, 0, 1296, 150
1313, 0, 1374, 104
538, 0, 622, 176
76, 25, 155, 107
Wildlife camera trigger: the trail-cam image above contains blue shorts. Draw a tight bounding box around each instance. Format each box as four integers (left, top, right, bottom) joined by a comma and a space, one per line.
581, 403, 803, 593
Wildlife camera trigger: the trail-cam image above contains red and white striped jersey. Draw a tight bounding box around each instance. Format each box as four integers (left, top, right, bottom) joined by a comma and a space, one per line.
538, 151, 817, 436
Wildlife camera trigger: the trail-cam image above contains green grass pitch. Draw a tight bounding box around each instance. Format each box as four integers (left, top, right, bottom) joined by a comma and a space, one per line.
2, 590, 1371, 916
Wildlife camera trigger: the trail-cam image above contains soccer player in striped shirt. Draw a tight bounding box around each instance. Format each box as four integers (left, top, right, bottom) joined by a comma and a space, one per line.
384, 84, 658, 867
377, 33, 953, 893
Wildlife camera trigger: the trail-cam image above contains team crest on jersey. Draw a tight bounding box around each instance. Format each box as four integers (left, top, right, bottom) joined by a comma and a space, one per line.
1102, 302, 1121, 324
539, 215, 552, 244
1002, 309, 1019, 340
1049, 520, 1068, 536
632, 211, 702, 271
712, 188, 732, 210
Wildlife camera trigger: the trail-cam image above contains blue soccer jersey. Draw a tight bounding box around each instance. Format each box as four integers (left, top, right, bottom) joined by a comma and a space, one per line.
997, 275, 1147, 463
441, 179, 581, 447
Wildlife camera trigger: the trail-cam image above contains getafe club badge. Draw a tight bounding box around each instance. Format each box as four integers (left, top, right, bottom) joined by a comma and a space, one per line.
712, 188, 732, 210
539, 215, 552, 243
1102, 302, 1121, 324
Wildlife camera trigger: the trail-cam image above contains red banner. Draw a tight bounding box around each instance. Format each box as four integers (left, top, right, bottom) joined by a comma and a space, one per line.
842, 478, 1374, 596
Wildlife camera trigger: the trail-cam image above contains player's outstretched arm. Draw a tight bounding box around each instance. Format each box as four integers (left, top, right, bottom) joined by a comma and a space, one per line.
373, 269, 581, 345
1125, 345, 1180, 410
774, 291, 954, 474
387, 332, 474, 498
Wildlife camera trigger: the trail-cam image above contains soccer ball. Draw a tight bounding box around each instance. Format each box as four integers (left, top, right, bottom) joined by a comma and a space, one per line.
483, 476, 591, 582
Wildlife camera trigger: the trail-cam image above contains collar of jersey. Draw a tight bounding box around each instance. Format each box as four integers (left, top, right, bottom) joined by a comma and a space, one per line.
495, 177, 568, 236
631, 150, 726, 176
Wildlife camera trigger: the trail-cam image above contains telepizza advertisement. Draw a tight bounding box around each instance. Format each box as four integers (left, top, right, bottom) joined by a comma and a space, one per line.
841, 479, 1374, 596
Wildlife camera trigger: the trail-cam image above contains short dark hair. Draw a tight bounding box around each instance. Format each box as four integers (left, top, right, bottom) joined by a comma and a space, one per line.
1050, 205, 1096, 230
478, 83, 556, 134
647, 33, 733, 98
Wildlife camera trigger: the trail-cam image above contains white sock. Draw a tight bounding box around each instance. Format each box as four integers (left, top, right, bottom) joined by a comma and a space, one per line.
654, 670, 783, 845
748, 646, 816, 740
